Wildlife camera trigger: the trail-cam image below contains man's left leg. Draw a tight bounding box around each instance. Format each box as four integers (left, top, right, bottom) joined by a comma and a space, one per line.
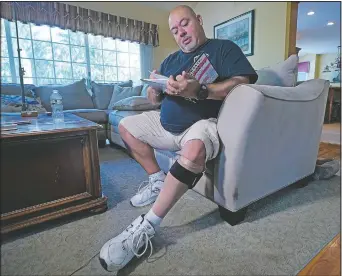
148, 139, 206, 219
99, 140, 206, 272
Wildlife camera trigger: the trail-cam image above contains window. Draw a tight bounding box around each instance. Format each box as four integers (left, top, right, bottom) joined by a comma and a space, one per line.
0, 18, 141, 85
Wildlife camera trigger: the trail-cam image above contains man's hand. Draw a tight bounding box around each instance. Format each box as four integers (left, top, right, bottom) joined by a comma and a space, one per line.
165, 71, 201, 99
147, 70, 164, 105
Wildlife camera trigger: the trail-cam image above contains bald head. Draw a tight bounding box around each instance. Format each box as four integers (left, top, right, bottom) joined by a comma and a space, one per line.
168, 5, 207, 53
169, 5, 197, 18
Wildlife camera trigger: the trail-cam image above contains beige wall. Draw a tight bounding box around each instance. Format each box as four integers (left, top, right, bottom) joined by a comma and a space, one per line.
194, 2, 288, 70
64, 2, 178, 68
299, 54, 316, 80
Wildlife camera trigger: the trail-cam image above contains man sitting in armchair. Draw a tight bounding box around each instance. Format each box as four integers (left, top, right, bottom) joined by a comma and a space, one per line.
99, 4, 258, 271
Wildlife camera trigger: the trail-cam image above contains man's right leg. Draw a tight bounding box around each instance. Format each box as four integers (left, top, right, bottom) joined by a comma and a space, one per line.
118, 111, 179, 207
118, 124, 160, 175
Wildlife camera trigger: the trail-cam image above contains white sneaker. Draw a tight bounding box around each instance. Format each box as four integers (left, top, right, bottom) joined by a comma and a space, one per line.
99, 215, 155, 272
130, 175, 165, 207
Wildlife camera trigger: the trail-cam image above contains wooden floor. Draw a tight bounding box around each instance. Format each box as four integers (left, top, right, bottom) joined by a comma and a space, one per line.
323, 123, 341, 132
297, 142, 341, 276
321, 123, 341, 145
298, 234, 340, 276
317, 142, 341, 160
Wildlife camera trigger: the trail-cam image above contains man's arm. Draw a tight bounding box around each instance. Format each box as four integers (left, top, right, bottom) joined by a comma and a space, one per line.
147, 86, 165, 105
206, 76, 250, 100
166, 73, 250, 100
146, 69, 166, 105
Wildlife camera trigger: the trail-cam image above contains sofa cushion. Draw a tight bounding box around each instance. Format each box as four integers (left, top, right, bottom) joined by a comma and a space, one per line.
108, 85, 143, 110
111, 96, 160, 111
1, 83, 36, 97
108, 110, 144, 133
64, 109, 108, 124
255, 54, 298, 87
91, 80, 133, 110
33, 79, 94, 112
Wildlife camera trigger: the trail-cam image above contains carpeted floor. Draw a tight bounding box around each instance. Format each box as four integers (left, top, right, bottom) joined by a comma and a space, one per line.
1, 146, 340, 276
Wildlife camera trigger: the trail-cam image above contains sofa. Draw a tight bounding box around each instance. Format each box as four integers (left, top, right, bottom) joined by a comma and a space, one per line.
1, 55, 329, 226
0, 79, 157, 148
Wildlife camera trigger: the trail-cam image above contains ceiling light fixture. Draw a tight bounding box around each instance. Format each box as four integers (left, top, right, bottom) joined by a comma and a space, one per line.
327, 22, 335, 26
307, 11, 315, 15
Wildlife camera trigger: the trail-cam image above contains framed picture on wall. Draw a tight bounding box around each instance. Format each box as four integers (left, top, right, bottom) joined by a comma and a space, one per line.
213, 10, 255, 56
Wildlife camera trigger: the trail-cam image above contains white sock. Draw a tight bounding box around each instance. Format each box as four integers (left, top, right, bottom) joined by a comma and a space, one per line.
149, 170, 165, 181
145, 209, 163, 229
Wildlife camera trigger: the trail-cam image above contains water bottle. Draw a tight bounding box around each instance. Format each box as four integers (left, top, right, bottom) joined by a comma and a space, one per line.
50, 90, 64, 122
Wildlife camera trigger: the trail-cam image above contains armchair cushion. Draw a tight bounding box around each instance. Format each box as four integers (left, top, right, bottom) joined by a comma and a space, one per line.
247, 79, 327, 101
255, 54, 298, 87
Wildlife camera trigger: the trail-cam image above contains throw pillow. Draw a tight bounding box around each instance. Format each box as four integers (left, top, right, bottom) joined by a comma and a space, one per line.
0, 83, 36, 97
1, 94, 47, 113
111, 96, 160, 111
91, 80, 133, 110
33, 79, 94, 112
255, 54, 299, 87
108, 85, 143, 110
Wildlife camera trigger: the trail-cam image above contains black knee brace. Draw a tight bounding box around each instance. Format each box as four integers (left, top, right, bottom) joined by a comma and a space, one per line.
169, 161, 203, 189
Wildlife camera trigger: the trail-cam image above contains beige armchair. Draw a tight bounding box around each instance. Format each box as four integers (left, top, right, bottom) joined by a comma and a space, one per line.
155, 56, 330, 225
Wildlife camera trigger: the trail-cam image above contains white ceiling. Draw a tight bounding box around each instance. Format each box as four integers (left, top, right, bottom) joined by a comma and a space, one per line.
296, 2, 341, 55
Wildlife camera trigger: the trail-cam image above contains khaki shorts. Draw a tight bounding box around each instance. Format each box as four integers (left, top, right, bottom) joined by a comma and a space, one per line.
119, 110, 220, 161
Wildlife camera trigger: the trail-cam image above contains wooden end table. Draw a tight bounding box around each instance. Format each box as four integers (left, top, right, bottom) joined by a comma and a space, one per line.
1, 113, 108, 235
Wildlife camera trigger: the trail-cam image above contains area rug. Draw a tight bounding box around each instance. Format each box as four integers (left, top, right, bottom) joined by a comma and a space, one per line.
1, 147, 340, 276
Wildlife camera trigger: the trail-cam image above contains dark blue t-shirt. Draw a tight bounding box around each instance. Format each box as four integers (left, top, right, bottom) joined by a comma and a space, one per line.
159, 39, 258, 133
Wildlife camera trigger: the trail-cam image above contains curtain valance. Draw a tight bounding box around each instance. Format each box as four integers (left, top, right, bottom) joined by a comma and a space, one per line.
0, 1, 159, 46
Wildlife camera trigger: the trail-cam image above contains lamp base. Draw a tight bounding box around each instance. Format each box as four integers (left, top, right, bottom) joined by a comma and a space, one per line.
21, 110, 38, 117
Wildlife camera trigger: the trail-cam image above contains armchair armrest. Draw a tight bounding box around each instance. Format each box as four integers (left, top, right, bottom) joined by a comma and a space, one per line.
214, 79, 330, 211
245, 79, 329, 102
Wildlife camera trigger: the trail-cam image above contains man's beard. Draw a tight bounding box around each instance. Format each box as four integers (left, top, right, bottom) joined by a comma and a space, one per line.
182, 40, 198, 53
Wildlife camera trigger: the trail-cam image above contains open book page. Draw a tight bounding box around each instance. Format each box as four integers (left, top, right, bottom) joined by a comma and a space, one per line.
140, 72, 168, 90
140, 78, 167, 90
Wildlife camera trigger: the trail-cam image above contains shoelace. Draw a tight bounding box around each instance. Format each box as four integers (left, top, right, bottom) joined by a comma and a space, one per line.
137, 180, 160, 195
131, 228, 154, 258
124, 224, 154, 258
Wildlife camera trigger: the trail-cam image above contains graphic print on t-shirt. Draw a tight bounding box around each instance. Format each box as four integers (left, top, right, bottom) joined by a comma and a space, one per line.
188, 53, 218, 84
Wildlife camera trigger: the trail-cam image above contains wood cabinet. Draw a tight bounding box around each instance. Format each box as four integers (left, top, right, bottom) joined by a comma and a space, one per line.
1, 114, 108, 235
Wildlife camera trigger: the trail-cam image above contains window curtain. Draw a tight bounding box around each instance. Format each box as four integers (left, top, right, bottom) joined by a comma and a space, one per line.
140, 44, 154, 79
0, 1, 159, 47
